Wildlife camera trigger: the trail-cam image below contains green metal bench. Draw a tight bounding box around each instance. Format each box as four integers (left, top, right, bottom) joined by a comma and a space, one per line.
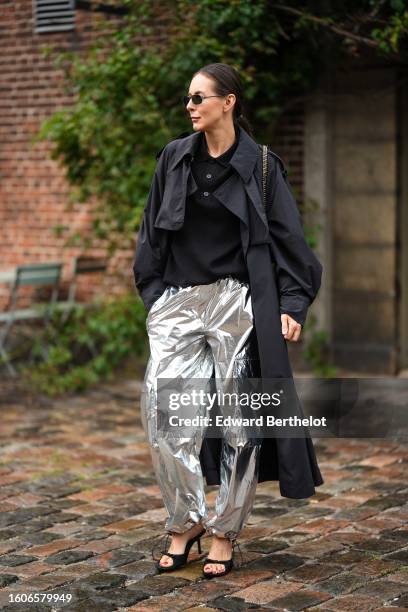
55, 256, 108, 321
0, 262, 63, 376
53, 256, 108, 358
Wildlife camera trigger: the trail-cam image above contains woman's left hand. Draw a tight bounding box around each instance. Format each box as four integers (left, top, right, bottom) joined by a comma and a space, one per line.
281, 314, 302, 342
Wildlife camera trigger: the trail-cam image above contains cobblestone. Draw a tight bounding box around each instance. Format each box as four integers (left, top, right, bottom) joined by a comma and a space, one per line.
0, 377, 407, 610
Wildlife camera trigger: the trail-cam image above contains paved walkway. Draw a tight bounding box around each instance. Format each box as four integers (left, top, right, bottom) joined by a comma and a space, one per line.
0, 377, 407, 611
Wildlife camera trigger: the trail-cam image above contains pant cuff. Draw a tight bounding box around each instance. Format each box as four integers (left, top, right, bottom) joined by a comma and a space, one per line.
165, 518, 206, 535
202, 524, 239, 540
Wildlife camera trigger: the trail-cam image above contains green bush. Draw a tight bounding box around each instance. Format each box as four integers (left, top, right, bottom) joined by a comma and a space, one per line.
19, 294, 148, 396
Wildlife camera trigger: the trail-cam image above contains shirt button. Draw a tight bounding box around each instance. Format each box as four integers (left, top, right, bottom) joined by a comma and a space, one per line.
203, 191, 209, 197
206, 173, 212, 179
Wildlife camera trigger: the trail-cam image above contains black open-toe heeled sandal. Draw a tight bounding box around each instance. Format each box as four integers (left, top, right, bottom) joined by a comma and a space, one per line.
152, 527, 206, 573
202, 538, 243, 579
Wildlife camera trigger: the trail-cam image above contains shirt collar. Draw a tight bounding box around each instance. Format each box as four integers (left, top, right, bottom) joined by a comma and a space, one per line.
194, 125, 240, 167
167, 124, 260, 183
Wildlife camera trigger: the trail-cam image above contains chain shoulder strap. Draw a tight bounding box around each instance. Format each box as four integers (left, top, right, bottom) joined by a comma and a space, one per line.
261, 144, 268, 211
261, 145, 289, 211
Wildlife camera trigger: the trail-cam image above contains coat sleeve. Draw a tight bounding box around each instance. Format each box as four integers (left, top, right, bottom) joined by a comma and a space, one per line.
132, 146, 169, 312
265, 153, 323, 327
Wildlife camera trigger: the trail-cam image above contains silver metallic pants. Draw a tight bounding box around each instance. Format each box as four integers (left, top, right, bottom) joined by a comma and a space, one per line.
141, 276, 261, 539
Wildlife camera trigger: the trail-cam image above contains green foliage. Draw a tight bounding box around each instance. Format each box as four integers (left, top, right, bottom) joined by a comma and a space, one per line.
19, 294, 148, 396
301, 196, 322, 250
303, 314, 337, 377
371, 7, 408, 53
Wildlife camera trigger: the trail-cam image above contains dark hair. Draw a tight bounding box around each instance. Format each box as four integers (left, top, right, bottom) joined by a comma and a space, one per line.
192, 63, 254, 138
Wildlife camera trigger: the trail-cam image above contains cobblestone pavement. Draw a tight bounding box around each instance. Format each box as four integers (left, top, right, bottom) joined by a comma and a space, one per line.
0, 377, 407, 611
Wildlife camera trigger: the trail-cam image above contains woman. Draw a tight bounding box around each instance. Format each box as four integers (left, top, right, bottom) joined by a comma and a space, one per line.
133, 63, 324, 578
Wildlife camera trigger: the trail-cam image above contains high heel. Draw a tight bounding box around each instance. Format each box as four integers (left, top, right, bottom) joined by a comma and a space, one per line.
153, 527, 205, 573
202, 538, 243, 579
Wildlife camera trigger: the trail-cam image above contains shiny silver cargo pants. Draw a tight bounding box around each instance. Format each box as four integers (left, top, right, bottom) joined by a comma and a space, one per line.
141, 276, 261, 540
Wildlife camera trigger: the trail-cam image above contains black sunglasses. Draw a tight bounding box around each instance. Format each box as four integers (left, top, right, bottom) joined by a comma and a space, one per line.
183, 94, 225, 107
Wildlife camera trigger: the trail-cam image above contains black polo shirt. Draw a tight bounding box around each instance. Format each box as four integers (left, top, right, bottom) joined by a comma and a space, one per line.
162, 125, 249, 287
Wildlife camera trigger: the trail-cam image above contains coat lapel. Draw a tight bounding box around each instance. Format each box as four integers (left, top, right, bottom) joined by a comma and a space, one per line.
212, 173, 249, 227
244, 174, 272, 246
153, 127, 271, 244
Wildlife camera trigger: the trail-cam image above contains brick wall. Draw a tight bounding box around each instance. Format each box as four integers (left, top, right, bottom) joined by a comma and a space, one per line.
0, 1, 131, 308
272, 102, 305, 205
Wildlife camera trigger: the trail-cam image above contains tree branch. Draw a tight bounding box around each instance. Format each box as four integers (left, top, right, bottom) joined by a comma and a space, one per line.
273, 4, 381, 48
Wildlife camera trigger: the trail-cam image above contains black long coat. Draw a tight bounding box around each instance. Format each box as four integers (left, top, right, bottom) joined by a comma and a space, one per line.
133, 126, 324, 499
